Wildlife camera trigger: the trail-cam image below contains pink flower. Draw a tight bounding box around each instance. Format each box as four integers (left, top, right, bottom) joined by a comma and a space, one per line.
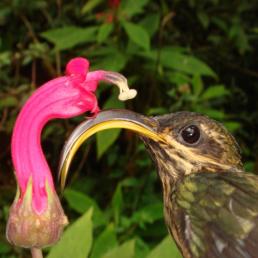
6, 57, 136, 248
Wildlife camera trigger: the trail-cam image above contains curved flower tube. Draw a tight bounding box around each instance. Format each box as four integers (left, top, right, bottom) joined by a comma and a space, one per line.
6, 57, 137, 249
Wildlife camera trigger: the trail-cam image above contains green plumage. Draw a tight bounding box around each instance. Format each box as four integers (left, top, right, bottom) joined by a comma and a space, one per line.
172, 172, 258, 258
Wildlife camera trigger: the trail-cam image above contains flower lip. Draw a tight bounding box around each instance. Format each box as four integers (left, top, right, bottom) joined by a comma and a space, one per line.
66, 57, 89, 79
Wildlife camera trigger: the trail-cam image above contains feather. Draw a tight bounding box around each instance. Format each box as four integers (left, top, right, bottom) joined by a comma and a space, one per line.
170, 172, 258, 258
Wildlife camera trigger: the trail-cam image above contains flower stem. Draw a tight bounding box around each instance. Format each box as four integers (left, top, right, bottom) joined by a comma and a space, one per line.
31, 248, 43, 258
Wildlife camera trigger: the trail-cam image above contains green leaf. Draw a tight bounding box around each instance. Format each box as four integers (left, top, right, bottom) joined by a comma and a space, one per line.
167, 72, 191, 85
244, 161, 254, 172
147, 236, 182, 258
101, 239, 135, 258
64, 189, 106, 226
147, 107, 168, 116
211, 17, 228, 32
121, 0, 150, 17
224, 121, 241, 132
41, 26, 97, 50
192, 75, 203, 96
0, 96, 18, 109
200, 109, 226, 120
122, 21, 150, 50
96, 95, 125, 158
0, 7, 11, 22
160, 49, 216, 77
81, 0, 103, 14
140, 13, 160, 37
98, 23, 114, 43
111, 184, 123, 225
47, 209, 93, 258
201, 85, 229, 100
197, 12, 210, 28
95, 51, 127, 71
0, 241, 11, 254
132, 202, 163, 225
229, 25, 251, 54
134, 238, 150, 258
97, 127, 121, 158
141, 48, 216, 77
120, 177, 140, 187
90, 47, 127, 72
0, 51, 12, 67
91, 224, 117, 258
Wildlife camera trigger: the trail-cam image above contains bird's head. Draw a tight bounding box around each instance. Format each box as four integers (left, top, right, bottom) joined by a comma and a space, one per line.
59, 109, 243, 188
142, 111, 242, 182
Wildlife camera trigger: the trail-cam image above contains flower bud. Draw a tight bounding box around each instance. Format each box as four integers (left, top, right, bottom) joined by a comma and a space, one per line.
6, 179, 68, 248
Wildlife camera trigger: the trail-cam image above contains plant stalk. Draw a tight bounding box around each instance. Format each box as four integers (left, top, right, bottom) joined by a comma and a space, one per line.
31, 248, 43, 258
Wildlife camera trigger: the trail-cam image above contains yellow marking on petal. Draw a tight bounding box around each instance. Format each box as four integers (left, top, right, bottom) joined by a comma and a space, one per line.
35, 219, 41, 228
22, 177, 33, 208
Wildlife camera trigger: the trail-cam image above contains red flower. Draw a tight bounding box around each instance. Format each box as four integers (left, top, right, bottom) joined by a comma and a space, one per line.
96, 0, 121, 23
108, 0, 120, 8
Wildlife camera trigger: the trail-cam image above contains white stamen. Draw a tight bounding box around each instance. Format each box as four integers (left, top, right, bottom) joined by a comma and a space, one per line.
104, 72, 137, 101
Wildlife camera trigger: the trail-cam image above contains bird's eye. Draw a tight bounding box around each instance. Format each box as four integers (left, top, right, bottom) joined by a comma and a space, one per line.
180, 125, 200, 144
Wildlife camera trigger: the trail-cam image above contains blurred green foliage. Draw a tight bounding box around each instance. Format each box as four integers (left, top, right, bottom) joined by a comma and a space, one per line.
0, 0, 258, 257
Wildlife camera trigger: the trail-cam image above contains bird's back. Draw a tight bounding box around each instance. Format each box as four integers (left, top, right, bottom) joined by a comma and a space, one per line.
166, 171, 258, 258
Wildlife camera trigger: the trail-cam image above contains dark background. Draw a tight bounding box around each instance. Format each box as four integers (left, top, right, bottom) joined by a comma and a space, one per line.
0, 0, 257, 257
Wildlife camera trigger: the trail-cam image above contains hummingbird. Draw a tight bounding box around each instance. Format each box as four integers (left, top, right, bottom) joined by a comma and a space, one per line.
59, 109, 258, 258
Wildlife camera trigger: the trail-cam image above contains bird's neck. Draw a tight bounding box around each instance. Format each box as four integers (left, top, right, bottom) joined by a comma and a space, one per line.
144, 141, 179, 187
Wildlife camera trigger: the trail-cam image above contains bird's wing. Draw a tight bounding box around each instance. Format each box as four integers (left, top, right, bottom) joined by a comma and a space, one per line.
174, 172, 258, 258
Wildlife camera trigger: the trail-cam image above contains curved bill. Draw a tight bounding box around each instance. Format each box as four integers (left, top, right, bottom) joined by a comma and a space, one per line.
59, 109, 164, 190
